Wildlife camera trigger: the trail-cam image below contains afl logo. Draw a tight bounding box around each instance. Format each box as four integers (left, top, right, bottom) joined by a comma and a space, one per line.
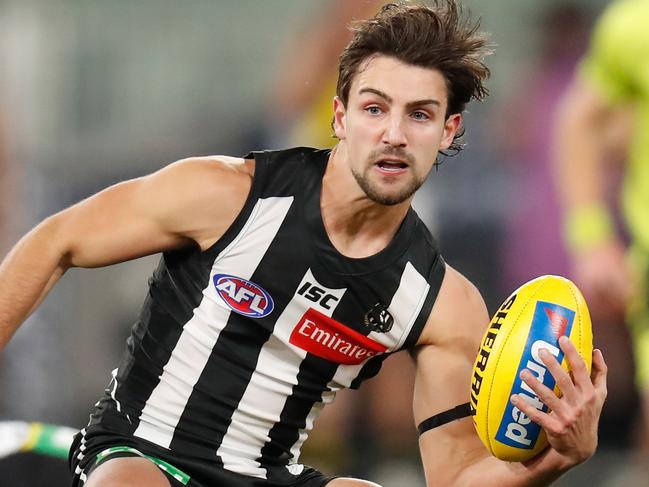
213, 274, 274, 318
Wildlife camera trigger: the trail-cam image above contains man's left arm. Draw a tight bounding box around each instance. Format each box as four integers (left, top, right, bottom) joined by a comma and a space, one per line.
413, 265, 607, 486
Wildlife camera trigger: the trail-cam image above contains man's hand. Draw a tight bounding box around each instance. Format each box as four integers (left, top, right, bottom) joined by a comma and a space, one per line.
512, 336, 608, 468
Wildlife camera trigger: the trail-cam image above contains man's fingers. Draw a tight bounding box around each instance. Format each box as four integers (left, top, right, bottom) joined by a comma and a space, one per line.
537, 346, 578, 403
510, 393, 560, 432
558, 336, 590, 390
519, 368, 563, 412
591, 349, 608, 400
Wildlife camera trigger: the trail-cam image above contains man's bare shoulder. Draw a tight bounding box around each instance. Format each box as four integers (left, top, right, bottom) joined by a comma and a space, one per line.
417, 264, 489, 354
158, 155, 254, 183
143, 155, 255, 250
190, 155, 254, 171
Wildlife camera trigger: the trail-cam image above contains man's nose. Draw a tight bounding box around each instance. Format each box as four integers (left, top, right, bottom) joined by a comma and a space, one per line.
382, 116, 407, 147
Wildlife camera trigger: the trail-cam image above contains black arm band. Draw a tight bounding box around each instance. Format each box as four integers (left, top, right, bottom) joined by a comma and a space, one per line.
417, 402, 475, 435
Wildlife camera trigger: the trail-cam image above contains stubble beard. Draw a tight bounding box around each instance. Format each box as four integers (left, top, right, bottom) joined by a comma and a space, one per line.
351, 150, 424, 206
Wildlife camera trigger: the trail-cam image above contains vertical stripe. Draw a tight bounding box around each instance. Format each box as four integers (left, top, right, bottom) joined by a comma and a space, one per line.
402, 257, 446, 350
369, 261, 429, 349
217, 269, 345, 477
288, 390, 334, 462
133, 197, 294, 448
260, 355, 338, 480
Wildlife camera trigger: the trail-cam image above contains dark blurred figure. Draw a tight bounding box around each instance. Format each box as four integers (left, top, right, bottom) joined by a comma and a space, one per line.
496, 2, 639, 453
0, 421, 74, 487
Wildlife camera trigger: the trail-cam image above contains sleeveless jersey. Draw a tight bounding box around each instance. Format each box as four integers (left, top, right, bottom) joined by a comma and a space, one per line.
86, 147, 446, 482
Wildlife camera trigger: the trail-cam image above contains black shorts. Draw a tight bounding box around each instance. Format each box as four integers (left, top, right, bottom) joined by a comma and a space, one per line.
70, 427, 337, 487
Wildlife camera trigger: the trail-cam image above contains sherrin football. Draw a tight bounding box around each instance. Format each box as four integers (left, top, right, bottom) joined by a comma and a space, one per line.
470, 275, 593, 462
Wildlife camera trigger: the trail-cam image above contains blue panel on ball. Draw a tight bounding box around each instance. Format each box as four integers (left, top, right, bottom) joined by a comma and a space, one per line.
494, 301, 575, 449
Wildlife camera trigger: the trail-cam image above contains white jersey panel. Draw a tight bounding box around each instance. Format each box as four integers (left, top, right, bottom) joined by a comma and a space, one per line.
133, 197, 294, 448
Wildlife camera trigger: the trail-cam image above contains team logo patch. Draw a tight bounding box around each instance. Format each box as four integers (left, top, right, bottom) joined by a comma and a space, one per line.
213, 274, 274, 318
363, 302, 393, 333
290, 308, 387, 365
495, 301, 575, 449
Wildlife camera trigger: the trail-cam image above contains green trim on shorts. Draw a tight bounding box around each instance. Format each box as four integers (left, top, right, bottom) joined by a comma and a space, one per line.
96, 446, 191, 485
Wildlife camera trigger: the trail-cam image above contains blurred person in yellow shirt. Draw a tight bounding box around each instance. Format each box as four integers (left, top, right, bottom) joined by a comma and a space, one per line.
554, 0, 649, 460
268, 0, 384, 149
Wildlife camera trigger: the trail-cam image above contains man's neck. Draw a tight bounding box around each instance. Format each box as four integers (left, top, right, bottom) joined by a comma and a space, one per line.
321, 144, 411, 259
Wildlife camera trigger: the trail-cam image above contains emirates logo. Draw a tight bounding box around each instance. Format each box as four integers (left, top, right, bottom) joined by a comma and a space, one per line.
290, 308, 387, 365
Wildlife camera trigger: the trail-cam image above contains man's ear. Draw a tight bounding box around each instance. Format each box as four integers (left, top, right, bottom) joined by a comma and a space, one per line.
439, 113, 462, 150
332, 96, 347, 140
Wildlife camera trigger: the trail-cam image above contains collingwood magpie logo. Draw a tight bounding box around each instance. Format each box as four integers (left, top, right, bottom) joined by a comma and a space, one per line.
363, 302, 393, 333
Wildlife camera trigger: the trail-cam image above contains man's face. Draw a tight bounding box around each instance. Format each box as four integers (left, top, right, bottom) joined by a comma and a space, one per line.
333, 55, 461, 205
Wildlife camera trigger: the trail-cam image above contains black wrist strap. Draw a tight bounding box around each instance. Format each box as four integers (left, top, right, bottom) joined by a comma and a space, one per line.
417, 402, 475, 435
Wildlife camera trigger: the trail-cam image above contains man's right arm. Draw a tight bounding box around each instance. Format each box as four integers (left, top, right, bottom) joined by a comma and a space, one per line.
415, 266, 607, 486
0, 156, 253, 348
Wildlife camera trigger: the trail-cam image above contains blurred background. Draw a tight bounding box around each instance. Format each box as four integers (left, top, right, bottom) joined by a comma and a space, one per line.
0, 0, 644, 486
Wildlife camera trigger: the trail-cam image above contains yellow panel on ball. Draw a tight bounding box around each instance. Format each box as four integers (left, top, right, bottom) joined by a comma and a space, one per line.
470, 275, 593, 462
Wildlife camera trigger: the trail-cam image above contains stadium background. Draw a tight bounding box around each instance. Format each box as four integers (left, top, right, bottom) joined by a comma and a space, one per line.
0, 1, 643, 485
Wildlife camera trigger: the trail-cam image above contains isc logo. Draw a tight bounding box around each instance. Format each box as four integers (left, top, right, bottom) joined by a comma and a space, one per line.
297, 282, 340, 310
213, 274, 274, 318
293, 270, 346, 313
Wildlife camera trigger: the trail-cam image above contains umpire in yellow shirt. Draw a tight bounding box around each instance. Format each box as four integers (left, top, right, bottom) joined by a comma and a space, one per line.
554, 0, 649, 461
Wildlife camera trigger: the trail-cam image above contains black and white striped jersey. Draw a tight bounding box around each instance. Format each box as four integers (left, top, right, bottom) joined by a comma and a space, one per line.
87, 147, 446, 481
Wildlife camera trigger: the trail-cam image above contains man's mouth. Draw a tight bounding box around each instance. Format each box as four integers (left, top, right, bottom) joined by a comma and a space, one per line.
375, 160, 408, 173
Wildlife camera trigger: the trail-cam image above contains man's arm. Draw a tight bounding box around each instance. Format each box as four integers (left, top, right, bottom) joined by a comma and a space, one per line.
0, 156, 253, 348
414, 265, 607, 486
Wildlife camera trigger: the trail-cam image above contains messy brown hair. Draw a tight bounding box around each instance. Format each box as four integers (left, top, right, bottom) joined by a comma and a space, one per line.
336, 1, 492, 153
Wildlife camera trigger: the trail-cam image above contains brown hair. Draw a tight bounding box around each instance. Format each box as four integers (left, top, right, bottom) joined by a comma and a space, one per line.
336, 1, 492, 153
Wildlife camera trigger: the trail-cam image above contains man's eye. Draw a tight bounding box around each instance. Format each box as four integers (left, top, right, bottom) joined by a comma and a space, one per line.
412, 111, 430, 121
366, 106, 382, 115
